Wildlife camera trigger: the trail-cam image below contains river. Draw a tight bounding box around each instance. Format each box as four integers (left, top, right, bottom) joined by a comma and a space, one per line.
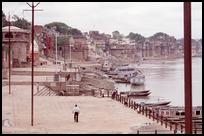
114, 57, 202, 106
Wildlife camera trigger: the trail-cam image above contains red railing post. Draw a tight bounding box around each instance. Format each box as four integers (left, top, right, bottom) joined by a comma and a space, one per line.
131, 100, 133, 109
181, 125, 183, 133
153, 111, 155, 121
161, 116, 163, 126
165, 117, 168, 128
194, 122, 197, 134
170, 122, 172, 131
157, 113, 159, 123
149, 109, 151, 119
142, 106, 144, 115
128, 99, 130, 107
145, 107, 147, 116
138, 105, 141, 114
175, 122, 177, 133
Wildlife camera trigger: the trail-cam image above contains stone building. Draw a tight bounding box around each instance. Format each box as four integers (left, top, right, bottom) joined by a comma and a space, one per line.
57, 35, 89, 62
88, 31, 107, 56
72, 35, 89, 61
2, 26, 31, 68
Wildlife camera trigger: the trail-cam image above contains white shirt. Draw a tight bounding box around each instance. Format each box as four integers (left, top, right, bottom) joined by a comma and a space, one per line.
72, 106, 80, 114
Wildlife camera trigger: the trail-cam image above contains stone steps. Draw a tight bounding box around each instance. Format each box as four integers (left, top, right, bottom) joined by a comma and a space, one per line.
34, 86, 58, 96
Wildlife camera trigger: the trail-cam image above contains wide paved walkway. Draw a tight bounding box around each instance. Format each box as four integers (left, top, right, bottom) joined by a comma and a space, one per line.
2, 85, 172, 134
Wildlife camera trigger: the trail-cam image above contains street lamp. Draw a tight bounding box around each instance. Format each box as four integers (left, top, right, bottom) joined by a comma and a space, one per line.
69, 36, 74, 67
55, 32, 58, 72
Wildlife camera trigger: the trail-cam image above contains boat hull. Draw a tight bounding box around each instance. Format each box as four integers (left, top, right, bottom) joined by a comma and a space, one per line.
128, 92, 151, 97
130, 76, 145, 86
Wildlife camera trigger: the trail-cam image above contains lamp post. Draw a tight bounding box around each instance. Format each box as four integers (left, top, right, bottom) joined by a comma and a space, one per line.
25, 2, 42, 126
69, 36, 74, 65
8, 12, 11, 94
55, 32, 58, 72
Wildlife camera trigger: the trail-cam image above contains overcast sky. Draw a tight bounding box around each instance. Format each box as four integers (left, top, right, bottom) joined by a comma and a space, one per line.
2, 2, 202, 39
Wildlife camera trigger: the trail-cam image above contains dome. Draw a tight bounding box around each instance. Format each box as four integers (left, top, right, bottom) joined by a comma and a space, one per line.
2, 26, 30, 33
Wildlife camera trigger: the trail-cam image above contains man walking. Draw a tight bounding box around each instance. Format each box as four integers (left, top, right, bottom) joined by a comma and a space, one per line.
72, 104, 80, 122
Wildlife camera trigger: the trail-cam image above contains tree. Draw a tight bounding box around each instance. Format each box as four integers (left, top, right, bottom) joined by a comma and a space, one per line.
151, 32, 169, 40
44, 22, 71, 34
57, 36, 71, 46
12, 15, 31, 29
44, 22, 82, 36
2, 10, 8, 27
112, 30, 122, 39
127, 32, 145, 44
67, 28, 82, 35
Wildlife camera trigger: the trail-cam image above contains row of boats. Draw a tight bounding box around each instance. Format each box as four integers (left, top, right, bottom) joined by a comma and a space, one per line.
102, 61, 171, 107
119, 90, 171, 107
102, 62, 145, 86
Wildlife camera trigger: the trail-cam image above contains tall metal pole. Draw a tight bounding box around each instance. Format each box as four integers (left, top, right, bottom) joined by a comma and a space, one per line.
25, 2, 41, 126
184, 2, 192, 134
70, 42, 71, 63
31, 2, 34, 126
8, 12, 11, 94
55, 33, 58, 72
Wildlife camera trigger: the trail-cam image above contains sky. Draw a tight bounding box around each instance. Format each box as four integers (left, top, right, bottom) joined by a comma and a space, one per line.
2, 2, 202, 39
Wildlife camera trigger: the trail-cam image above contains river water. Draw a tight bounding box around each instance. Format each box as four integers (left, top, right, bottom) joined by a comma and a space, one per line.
114, 57, 202, 106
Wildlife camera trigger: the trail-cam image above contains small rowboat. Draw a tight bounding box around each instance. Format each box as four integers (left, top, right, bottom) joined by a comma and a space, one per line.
120, 90, 150, 95
144, 101, 171, 106
128, 92, 151, 97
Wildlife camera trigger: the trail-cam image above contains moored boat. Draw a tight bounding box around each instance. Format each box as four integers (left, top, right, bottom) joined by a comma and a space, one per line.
111, 65, 145, 86
120, 90, 150, 95
127, 92, 151, 97
130, 74, 145, 86
144, 101, 171, 106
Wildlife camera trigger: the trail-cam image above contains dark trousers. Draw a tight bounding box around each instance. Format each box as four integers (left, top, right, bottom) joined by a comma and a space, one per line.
74, 112, 79, 122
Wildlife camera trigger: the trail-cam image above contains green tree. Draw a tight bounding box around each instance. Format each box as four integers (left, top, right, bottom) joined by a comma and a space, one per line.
45, 22, 82, 36
12, 15, 31, 29
44, 22, 71, 34
127, 32, 145, 44
67, 28, 82, 35
151, 32, 169, 40
2, 10, 8, 27
126, 32, 136, 40
57, 36, 71, 46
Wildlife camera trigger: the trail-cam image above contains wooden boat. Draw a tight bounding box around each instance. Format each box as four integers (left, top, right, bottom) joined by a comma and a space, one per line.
128, 92, 151, 97
144, 101, 171, 106
130, 74, 145, 86
114, 79, 130, 83
120, 90, 150, 94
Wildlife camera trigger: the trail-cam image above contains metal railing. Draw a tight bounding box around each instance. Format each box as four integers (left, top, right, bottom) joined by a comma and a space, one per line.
112, 93, 202, 134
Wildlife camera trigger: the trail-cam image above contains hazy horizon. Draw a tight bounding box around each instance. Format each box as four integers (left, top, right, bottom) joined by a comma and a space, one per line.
2, 2, 202, 39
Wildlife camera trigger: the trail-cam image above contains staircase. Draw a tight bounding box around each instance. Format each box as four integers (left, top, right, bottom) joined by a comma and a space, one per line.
34, 86, 59, 96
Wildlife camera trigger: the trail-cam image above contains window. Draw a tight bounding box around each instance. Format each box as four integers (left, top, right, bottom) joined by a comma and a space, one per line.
15, 33, 22, 39
196, 111, 200, 115
181, 112, 185, 116
5, 32, 13, 38
176, 112, 180, 116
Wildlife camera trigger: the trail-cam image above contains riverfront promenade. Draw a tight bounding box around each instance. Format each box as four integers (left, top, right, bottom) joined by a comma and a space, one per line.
2, 85, 172, 134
